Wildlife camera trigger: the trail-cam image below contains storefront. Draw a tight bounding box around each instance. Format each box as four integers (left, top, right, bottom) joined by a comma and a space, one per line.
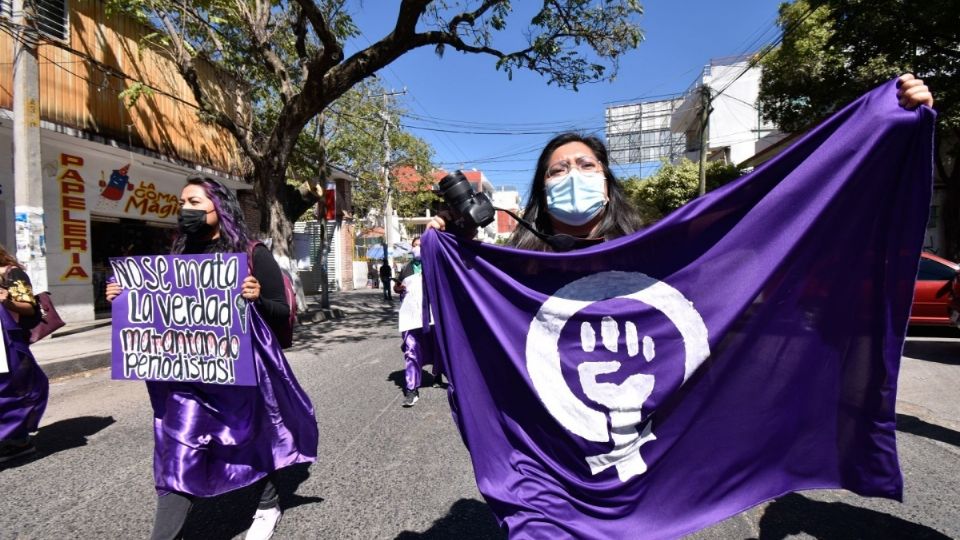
0, 124, 250, 322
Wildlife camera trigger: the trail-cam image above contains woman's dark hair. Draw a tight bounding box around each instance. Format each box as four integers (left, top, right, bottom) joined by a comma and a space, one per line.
0, 244, 22, 268
508, 132, 643, 252
171, 177, 251, 254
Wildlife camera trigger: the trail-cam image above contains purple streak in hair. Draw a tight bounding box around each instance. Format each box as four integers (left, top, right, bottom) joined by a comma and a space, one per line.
172, 177, 251, 254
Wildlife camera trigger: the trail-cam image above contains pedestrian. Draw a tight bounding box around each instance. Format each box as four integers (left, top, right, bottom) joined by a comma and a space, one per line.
0, 245, 46, 464
380, 258, 393, 301
394, 237, 443, 407
368, 259, 379, 289
105, 177, 318, 540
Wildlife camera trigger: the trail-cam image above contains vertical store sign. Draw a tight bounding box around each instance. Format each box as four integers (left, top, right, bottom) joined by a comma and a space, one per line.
59, 153, 90, 281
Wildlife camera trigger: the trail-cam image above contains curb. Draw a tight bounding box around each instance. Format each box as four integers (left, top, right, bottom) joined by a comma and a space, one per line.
44, 352, 112, 381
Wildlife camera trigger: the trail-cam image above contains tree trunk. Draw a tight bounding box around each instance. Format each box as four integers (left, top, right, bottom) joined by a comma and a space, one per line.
936, 130, 960, 260
942, 149, 960, 260
254, 157, 294, 258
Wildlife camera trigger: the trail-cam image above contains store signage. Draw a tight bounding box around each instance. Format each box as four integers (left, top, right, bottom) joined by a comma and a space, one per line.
97, 164, 180, 220
59, 153, 90, 280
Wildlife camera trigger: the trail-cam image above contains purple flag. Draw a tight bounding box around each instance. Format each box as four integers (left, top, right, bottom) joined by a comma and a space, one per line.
110, 253, 256, 386
421, 80, 935, 539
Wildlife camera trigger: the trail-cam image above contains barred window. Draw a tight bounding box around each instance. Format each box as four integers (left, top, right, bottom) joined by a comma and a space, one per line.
0, 0, 68, 41
34, 0, 68, 41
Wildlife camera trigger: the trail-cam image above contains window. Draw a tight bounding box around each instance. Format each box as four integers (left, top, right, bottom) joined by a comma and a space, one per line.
34, 0, 67, 41
917, 257, 956, 281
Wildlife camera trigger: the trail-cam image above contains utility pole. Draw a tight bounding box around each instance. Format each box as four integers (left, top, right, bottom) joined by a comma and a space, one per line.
697, 84, 711, 197
377, 89, 405, 271
12, 0, 47, 291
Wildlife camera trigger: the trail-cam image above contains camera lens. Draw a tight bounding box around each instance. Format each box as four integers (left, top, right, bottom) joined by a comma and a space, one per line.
439, 172, 473, 208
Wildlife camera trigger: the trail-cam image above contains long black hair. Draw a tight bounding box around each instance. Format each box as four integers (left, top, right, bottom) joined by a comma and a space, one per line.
508, 133, 643, 252
171, 177, 251, 254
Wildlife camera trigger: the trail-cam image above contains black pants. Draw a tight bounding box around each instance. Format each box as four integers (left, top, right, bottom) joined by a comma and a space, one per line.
149, 476, 279, 540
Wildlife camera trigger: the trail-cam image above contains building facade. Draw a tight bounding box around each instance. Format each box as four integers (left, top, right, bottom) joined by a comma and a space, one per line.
605, 96, 686, 167
0, 1, 246, 321
670, 55, 785, 167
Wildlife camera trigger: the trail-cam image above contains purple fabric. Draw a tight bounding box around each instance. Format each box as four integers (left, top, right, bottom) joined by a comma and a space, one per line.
149, 307, 318, 497
0, 308, 48, 441
401, 329, 438, 392
420, 80, 935, 539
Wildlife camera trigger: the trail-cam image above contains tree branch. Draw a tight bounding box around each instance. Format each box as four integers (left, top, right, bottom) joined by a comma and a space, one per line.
155, 8, 259, 160
448, 0, 503, 31
294, 0, 343, 71
234, 0, 295, 103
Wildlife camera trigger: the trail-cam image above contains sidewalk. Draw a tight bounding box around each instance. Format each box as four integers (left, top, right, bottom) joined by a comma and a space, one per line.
31, 288, 390, 380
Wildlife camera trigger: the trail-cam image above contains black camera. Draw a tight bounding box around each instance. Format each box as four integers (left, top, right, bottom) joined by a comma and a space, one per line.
438, 170, 496, 229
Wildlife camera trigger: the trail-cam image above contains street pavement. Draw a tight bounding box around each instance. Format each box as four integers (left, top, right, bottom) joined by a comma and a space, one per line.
1, 288, 958, 539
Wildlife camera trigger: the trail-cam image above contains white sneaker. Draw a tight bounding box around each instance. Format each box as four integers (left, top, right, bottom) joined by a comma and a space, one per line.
245, 506, 282, 540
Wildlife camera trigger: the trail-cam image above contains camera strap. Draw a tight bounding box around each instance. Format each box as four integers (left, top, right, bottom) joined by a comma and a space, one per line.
495, 208, 603, 252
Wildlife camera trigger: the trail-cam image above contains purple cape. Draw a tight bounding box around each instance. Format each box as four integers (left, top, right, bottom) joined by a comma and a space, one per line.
421, 80, 935, 539
0, 307, 48, 442
149, 307, 318, 497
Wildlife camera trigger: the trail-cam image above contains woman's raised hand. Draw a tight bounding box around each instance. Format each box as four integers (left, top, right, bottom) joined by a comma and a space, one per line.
426, 215, 446, 231
898, 74, 934, 109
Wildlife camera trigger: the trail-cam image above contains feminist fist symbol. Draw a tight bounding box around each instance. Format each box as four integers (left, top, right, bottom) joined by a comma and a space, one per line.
526, 271, 710, 482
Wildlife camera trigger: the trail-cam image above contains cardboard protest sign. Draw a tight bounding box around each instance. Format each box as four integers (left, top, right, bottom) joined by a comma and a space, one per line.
110, 253, 255, 386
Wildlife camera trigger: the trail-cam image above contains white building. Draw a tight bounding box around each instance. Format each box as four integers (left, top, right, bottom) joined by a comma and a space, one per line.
670, 55, 785, 167
492, 186, 521, 240
605, 97, 686, 167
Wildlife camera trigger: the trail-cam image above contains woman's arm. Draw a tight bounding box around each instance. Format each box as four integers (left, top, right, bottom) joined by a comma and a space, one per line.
247, 244, 290, 321
1, 267, 37, 317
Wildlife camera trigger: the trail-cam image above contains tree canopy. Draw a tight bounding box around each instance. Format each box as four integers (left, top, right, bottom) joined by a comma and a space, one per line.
622, 160, 742, 223
758, 0, 960, 255
107, 0, 646, 256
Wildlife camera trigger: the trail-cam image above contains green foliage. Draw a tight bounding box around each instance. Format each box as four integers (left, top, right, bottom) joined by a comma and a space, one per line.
759, 0, 959, 133
758, 0, 960, 256
622, 160, 742, 223
118, 81, 154, 107
103, 0, 646, 252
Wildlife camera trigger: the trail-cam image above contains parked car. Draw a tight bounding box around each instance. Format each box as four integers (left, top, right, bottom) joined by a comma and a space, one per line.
910, 252, 960, 326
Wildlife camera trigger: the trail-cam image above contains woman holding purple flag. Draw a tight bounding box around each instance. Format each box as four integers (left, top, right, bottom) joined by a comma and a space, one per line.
422, 75, 935, 538
0, 246, 46, 464
106, 177, 318, 540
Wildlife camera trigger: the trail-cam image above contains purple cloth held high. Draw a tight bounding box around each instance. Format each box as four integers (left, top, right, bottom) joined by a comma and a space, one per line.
150, 307, 318, 497
0, 307, 48, 442
421, 79, 935, 539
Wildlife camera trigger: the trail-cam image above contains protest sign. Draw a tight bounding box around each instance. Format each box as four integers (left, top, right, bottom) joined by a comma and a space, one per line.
110, 252, 255, 386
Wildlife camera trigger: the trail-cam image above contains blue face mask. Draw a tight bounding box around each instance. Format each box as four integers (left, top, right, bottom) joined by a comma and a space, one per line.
411, 246, 421, 260
545, 170, 608, 226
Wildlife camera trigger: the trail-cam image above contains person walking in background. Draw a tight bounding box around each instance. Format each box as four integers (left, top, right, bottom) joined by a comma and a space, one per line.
0, 245, 46, 464
380, 259, 393, 302
394, 237, 443, 408
106, 177, 318, 540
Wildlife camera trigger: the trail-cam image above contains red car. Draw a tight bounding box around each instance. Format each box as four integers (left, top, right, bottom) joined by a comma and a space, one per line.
910, 252, 959, 326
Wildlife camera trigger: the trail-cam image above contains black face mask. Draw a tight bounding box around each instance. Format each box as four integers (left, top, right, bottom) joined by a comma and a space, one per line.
178, 209, 213, 237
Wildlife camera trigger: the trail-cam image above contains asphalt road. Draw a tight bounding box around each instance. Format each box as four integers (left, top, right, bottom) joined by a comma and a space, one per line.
1, 290, 958, 539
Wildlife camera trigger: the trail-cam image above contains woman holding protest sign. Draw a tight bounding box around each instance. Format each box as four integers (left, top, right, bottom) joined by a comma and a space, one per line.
106, 177, 318, 540
0, 246, 46, 464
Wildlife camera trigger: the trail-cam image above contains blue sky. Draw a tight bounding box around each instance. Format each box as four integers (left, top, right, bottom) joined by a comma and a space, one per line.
347, 1, 787, 197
